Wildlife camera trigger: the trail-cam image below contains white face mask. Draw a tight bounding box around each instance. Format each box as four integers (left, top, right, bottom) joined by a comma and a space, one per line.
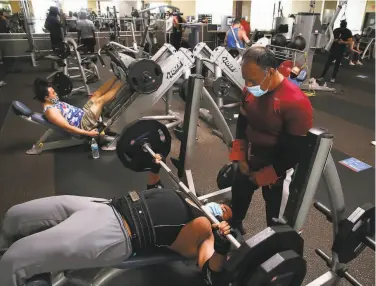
246, 72, 271, 97
49, 96, 60, 104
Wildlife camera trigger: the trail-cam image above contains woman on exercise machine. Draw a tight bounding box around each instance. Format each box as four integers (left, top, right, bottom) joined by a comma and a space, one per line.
33, 77, 164, 189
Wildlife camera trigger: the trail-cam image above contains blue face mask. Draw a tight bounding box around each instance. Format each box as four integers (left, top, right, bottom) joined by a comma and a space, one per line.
246, 72, 271, 97
205, 202, 223, 218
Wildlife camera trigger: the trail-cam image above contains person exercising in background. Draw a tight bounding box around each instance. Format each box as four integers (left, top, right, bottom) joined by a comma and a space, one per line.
0, 9, 9, 33
44, 6, 64, 50
76, 11, 96, 54
0, 189, 233, 286
224, 18, 251, 49
318, 20, 352, 83
230, 46, 313, 234
171, 12, 186, 50
349, 34, 363, 66
240, 17, 250, 37
33, 77, 163, 189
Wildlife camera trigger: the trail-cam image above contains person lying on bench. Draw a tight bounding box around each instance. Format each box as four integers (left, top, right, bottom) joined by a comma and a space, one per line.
33, 77, 164, 189
0, 188, 233, 286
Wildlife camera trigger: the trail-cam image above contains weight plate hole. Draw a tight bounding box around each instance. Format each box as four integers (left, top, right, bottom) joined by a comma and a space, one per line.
132, 78, 138, 86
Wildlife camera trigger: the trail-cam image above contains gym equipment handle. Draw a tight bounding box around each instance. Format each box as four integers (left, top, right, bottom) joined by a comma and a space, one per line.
143, 144, 241, 249
315, 249, 362, 286
314, 201, 375, 250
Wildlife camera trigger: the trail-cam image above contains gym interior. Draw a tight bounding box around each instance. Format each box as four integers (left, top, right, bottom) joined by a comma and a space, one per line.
0, 0, 375, 285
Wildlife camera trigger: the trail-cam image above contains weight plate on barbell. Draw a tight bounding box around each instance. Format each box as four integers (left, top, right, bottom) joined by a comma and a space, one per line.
127, 59, 163, 94
217, 162, 238, 190
51, 72, 73, 97
226, 225, 304, 285
244, 250, 306, 286
332, 203, 375, 263
116, 120, 171, 172
212, 77, 231, 97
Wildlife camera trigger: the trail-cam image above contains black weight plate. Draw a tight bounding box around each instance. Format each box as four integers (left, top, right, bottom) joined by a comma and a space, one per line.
116, 120, 172, 172
244, 250, 306, 286
217, 162, 238, 190
127, 59, 163, 94
332, 203, 375, 263
51, 72, 73, 97
212, 77, 230, 97
226, 225, 304, 285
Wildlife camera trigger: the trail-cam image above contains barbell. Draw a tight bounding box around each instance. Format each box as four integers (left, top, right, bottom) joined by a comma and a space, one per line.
116, 119, 307, 285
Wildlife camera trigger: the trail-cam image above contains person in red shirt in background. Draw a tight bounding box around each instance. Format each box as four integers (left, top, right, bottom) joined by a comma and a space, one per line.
240, 17, 250, 37
230, 46, 313, 234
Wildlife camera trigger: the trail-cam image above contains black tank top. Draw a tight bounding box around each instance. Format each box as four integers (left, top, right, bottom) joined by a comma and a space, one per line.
144, 188, 203, 246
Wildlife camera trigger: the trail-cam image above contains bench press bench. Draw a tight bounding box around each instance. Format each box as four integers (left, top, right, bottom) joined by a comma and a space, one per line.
24, 249, 192, 286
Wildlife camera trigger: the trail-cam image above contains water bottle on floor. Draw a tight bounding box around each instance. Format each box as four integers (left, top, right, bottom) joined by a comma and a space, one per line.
91, 138, 100, 159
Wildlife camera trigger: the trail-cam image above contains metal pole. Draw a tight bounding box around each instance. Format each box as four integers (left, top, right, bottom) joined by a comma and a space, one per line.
130, 22, 138, 51
177, 75, 204, 176
322, 153, 347, 239
165, 88, 173, 115
195, 58, 203, 75
21, 0, 38, 67
201, 87, 233, 147
294, 133, 333, 231
185, 76, 203, 169
113, 6, 119, 42
214, 64, 223, 108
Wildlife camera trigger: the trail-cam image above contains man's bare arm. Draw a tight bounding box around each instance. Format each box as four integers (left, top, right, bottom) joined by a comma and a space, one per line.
240, 30, 251, 45
45, 108, 96, 136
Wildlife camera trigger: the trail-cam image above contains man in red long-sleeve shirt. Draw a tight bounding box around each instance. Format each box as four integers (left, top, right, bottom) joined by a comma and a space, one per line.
231, 46, 313, 233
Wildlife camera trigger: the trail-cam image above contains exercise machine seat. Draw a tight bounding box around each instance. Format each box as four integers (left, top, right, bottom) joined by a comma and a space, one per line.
114, 249, 188, 270
12, 101, 82, 138
31, 113, 59, 130
12, 101, 33, 117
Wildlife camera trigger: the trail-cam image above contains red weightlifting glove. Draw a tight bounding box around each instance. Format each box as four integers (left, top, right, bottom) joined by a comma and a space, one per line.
251, 166, 280, 187
229, 140, 246, 161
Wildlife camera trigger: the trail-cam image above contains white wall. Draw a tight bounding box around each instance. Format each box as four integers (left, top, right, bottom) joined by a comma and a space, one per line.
118, 1, 139, 16
62, 0, 87, 13
242, 1, 251, 20
334, 0, 367, 34
251, 0, 276, 30
195, 0, 233, 24
171, 1, 196, 17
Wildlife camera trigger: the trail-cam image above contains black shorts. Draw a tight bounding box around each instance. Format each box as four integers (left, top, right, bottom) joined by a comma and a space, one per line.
81, 38, 96, 53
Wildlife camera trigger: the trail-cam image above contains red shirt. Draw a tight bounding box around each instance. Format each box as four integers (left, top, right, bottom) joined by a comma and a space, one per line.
240, 19, 250, 36
240, 79, 313, 171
